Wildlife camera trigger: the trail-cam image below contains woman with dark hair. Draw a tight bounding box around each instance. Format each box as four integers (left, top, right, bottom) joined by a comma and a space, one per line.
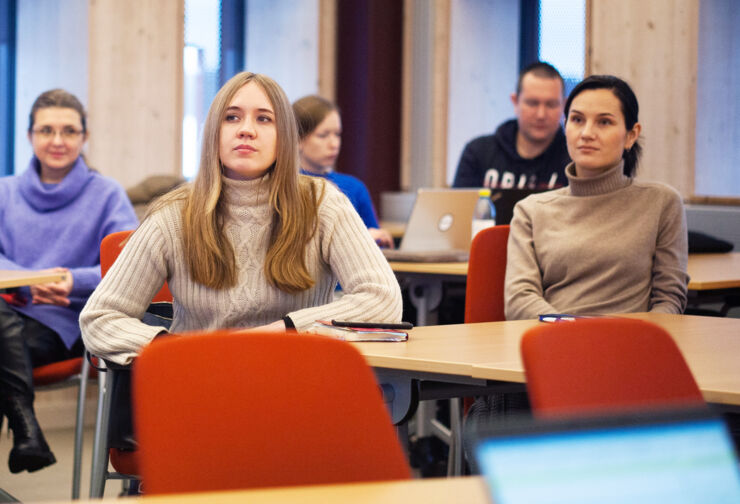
0, 89, 138, 473
80, 73, 401, 366
504, 74, 689, 319
292, 95, 394, 248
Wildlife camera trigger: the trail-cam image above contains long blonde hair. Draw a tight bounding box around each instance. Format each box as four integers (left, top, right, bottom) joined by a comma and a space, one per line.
154, 72, 323, 293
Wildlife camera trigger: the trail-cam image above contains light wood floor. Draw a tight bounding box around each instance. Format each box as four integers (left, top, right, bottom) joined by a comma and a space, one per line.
0, 425, 122, 502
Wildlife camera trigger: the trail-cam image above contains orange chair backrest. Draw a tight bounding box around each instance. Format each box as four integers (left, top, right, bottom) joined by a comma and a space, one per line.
133, 331, 410, 494
465, 225, 510, 323
100, 230, 172, 303
520, 318, 705, 417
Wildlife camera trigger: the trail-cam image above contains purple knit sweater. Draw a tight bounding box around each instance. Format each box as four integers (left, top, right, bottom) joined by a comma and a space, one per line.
0, 157, 138, 348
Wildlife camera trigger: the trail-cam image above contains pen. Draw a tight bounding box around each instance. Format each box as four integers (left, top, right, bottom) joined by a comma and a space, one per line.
330, 320, 414, 330
539, 314, 578, 323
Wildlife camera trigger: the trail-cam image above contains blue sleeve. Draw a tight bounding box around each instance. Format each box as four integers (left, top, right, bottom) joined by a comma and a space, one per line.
70, 181, 139, 297
0, 183, 23, 270
352, 182, 380, 229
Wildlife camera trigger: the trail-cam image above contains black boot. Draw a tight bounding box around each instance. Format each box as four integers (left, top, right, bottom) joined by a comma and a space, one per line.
3, 397, 56, 473
0, 300, 56, 472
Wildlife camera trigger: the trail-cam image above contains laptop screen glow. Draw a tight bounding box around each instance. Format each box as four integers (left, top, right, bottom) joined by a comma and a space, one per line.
475, 417, 740, 504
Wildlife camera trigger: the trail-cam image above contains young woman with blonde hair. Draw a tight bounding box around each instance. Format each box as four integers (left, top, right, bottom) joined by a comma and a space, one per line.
80, 72, 402, 366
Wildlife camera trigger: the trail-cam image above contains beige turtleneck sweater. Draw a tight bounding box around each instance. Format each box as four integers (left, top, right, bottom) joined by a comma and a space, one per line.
504, 161, 689, 320
80, 175, 402, 365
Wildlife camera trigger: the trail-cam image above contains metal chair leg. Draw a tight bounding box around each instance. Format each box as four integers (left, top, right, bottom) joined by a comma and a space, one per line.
446, 398, 464, 476
71, 356, 90, 499
89, 362, 112, 498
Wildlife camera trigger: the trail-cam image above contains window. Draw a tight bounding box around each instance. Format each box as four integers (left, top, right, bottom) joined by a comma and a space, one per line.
183, 0, 223, 179
536, 0, 585, 96
694, 0, 740, 199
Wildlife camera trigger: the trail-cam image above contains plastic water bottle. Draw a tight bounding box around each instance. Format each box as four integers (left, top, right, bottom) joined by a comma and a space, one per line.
472, 188, 496, 239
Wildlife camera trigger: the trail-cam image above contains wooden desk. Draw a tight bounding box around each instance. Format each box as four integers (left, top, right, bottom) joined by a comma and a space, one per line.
0, 269, 68, 289
686, 252, 740, 290
44, 477, 488, 504
469, 313, 740, 407
355, 313, 740, 423
390, 253, 740, 290
388, 261, 467, 277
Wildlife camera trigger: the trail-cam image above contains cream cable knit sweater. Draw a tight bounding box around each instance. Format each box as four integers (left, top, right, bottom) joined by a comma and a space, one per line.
80, 175, 402, 365
504, 161, 689, 320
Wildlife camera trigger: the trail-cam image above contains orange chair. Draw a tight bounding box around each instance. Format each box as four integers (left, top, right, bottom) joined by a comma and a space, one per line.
465, 225, 510, 324
99, 230, 172, 302
520, 318, 705, 417
133, 330, 410, 494
88, 229, 172, 497
442, 225, 510, 475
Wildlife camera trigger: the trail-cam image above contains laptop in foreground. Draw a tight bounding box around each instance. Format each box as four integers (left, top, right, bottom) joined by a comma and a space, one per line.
382, 188, 479, 262
472, 407, 740, 504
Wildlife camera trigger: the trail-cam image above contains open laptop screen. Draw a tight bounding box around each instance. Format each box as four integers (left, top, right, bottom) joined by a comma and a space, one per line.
473, 409, 740, 504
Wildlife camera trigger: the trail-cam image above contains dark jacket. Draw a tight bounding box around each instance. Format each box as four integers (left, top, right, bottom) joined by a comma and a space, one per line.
452, 119, 570, 189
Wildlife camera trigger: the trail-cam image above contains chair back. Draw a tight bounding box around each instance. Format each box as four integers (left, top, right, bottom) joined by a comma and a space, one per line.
133, 330, 410, 494
520, 318, 705, 417
100, 230, 172, 302
465, 225, 510, 323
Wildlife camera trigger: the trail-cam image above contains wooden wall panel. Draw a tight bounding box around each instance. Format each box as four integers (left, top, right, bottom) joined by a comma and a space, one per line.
87, 0, 183, 188
400, 0, 450, 191
588, 0, 698, 196
319, 0, 337, 100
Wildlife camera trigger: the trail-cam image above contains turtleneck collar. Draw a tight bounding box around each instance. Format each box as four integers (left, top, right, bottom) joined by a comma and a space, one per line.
18, 156, 93, 212
220, 171, 273, 209
565, 160, 632, 197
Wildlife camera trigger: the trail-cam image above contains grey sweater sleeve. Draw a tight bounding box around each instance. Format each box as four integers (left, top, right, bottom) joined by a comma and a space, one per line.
648, 188, 689, 314
504, 202, 557, 320
80, 216, 172, 365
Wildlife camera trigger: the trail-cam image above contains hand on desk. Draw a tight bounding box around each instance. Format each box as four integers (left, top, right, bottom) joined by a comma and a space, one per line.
31, 267, 73, 306
370, 228, 395, 249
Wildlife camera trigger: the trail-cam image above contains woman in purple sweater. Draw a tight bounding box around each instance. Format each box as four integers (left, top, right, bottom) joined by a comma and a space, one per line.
0, 90, 138, 473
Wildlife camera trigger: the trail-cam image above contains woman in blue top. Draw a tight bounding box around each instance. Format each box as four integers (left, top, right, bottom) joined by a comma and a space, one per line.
293, 95, 394, 248
0, 89, 138, 473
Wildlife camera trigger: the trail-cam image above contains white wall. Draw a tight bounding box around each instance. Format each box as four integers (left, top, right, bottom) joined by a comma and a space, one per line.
244, 0, 320, 102
446, 0, 519, 185
14, 0, 88, 173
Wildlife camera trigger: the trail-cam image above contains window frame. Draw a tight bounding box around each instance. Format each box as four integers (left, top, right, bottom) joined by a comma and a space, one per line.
0, 0, 16, 176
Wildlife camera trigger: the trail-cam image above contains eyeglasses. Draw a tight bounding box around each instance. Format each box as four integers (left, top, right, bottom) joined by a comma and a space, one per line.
32, 126, 84, 140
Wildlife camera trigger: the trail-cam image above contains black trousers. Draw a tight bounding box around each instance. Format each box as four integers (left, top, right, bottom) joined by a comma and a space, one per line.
0, 297, 75, 400
107, 305, 173, 451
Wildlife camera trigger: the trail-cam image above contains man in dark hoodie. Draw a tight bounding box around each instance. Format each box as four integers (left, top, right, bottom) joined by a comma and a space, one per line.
453, 62, 570, 189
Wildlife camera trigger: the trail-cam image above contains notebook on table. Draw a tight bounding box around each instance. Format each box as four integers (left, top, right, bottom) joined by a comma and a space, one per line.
471, 407, 740, 504
381, 188, 480, 263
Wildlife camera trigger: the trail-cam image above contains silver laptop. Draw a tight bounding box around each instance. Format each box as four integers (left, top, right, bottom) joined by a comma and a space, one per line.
472, 407, 740, 504
382, 188, 480, 262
